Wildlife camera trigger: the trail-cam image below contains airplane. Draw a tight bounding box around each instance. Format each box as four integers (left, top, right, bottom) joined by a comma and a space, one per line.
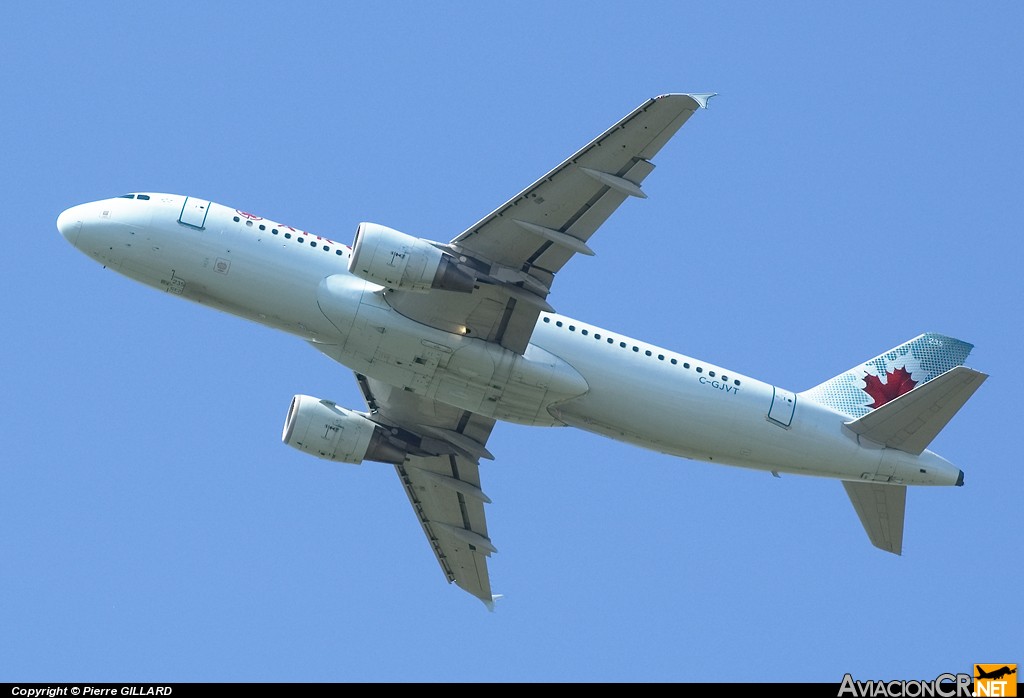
976, 667, 1017, 681
56, 93, 987, 606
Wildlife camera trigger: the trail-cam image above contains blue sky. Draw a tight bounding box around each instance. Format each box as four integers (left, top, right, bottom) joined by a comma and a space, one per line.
2, 2, 1021, 682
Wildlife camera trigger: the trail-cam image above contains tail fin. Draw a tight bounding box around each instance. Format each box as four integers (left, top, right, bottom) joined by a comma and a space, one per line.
842, 367, 987, 556
801, 333, 974, 419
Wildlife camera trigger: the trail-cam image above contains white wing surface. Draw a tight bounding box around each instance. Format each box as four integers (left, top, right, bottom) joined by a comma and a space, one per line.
352, 94, 712, 601
386, 93, 713, 354
356, 374, 498, 603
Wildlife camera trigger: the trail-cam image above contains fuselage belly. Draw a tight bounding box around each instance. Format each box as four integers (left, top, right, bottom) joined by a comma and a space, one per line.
57, 194, 962, 489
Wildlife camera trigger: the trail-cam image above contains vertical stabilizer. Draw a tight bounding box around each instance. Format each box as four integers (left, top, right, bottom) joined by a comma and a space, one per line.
802, 333, 973, 419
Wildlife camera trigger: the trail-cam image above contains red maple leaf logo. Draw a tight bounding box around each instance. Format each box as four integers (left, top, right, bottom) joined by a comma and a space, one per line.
863, 366, 917, 409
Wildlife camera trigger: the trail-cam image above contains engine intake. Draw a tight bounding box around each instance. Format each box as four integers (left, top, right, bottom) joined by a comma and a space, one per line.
282, 394, 406, 464
349, 222, 475, 292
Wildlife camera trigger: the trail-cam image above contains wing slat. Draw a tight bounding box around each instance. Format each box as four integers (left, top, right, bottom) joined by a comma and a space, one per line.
452, 94, 708, 275
358, 375, 497, 603
385, 93, 710, 355
337, 95, 713, 601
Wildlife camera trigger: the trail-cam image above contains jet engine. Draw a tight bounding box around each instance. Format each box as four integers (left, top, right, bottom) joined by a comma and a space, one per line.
349, 222, 475, 293
282, 394, 407, 464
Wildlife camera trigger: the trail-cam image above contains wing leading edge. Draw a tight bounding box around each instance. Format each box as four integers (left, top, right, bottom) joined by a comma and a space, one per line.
451, 92, 716, 285
347, 94, 715, 603
356, 373, 499, 604
386, 92, 715, 355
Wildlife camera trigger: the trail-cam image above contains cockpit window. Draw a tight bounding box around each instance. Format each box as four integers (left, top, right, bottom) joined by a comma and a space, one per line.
137, 194, 150, 200
118, 194, 135, 199
117, 193, 150, 200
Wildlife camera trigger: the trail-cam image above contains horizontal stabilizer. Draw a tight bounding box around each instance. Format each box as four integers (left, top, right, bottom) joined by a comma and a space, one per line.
844, 367, 988, 455
843, 481, 906, 554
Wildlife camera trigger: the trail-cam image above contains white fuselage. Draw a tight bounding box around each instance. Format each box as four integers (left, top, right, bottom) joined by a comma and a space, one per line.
57, 194, 961, 487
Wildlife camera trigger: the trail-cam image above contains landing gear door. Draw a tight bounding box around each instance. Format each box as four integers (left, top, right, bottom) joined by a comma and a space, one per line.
179, 197, 210, 229
768, 387, 796, 427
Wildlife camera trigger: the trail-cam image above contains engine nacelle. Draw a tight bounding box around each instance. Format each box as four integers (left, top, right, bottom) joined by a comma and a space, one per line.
349, 222, 474, 293
282, 394, 406, 464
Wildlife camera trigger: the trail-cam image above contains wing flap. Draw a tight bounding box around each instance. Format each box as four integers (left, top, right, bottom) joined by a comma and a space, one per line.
395, 454, 494, 601
383, 94, 710, 355
385, 284, 538, 354
529, 158, 658, 278
453, 93, 709, 279
380, 92, 708, 354
358, 374, 498, 604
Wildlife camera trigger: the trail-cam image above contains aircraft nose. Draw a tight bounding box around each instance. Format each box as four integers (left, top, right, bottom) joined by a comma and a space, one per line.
56, 205, 85, 246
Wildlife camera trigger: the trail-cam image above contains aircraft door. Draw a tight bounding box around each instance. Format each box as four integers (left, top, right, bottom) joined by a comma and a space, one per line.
179, 197, 210, 229
768, 387, 796, 427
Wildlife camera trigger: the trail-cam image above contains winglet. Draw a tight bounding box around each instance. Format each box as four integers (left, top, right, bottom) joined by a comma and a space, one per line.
685, 93, 717, 109
484, 594, 504, 612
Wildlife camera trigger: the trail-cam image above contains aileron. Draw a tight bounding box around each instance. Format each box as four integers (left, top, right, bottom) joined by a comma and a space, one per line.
359, 375, 497, 604
61, 92, 987, 609
386, 93, 711, 357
